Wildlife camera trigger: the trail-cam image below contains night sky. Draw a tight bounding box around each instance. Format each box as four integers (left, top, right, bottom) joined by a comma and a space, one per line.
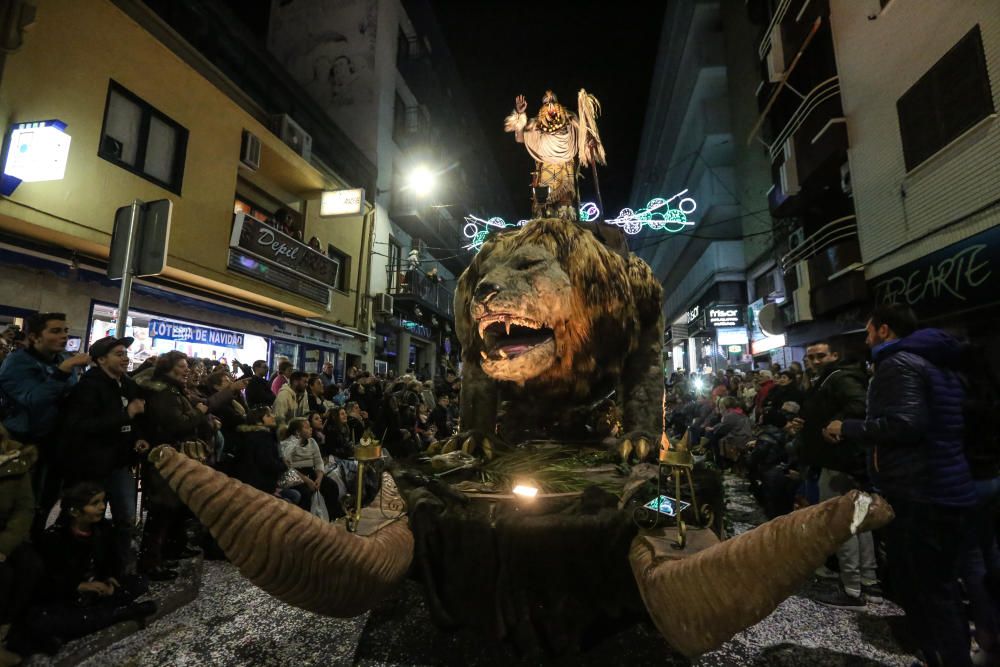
433, 1, 667, 218
221, 0, 666, 219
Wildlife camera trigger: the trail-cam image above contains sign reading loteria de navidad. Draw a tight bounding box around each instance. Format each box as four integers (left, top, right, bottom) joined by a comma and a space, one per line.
149, 319, 245, 348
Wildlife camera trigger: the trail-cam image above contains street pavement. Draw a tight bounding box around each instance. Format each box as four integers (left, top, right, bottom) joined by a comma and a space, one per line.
46, 476, 917, 666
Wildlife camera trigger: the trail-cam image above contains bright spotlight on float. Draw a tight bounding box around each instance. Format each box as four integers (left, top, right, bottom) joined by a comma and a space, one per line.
407, 166, 435, 197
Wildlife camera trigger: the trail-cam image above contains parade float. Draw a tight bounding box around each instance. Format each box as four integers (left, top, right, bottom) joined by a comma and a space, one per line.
148, 89, 893, 660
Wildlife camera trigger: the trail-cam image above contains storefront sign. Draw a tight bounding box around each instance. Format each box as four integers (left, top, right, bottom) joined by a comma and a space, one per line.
871, 225, 1000, 318
717, 327, 749, 346
686, 306, 700, 324
230, 213, 340, 287
751, 334, 786, 355
149, 319, 245, 348
707, 305, 744, 328
2, 120, 71, 196
401, 318, 432, 339
228, 251, 330, 305
320, 188, 365, 217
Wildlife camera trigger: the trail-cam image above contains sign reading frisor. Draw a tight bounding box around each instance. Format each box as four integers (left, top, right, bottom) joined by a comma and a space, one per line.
230, 213, 339, 286
707, 305, 744, 328
872, 224, 1000, 316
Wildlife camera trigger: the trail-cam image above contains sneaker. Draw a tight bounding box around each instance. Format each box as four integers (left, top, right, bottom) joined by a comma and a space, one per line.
861, 582, 884, 603
815, 565, 840, 580
812, 587, 866, 610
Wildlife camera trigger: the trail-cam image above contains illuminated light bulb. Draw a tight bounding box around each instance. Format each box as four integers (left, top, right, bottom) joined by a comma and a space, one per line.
408, 166, 435, 197
512, 484, 538, 498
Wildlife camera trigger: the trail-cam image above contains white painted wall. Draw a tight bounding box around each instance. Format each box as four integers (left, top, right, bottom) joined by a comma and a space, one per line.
830, 0, 1000, 278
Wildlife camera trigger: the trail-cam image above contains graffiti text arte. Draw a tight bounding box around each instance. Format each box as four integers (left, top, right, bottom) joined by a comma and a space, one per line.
875, 244, 992, 306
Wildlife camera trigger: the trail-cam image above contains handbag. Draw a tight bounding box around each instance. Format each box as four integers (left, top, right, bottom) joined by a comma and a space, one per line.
310, 491, 330, 521
278, 467, 301, 490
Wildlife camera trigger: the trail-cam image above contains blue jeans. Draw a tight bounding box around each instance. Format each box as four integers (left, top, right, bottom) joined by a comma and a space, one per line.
98, 467, 138, 570
961, 477, 1000, 653
884, 497, 972, 667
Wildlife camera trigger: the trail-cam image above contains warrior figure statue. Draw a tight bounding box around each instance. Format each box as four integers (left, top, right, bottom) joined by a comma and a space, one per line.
505, 89, 606, 221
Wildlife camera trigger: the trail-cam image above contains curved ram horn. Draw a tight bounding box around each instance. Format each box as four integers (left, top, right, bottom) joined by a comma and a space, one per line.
630, 490, 893, 657
150, 446, 413, 617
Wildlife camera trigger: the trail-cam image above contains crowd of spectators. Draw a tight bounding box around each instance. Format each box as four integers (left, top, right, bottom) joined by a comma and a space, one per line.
0, 310, 461, 664
665, 304, 1000, 667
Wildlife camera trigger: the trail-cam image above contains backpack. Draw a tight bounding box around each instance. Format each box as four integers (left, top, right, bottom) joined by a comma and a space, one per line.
959, 345, 1000, 480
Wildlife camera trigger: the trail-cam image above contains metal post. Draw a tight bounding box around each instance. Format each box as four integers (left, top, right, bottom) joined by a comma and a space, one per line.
115, 199, 142, 338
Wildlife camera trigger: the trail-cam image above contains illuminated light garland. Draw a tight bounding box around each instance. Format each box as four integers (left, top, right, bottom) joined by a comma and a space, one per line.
605, 189, 697, 235
462, 190, 697, 252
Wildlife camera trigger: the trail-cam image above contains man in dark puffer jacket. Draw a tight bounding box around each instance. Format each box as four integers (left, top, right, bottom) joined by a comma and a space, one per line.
828, 305, 975, 667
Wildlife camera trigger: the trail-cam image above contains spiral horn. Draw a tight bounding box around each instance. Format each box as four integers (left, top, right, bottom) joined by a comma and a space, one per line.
630, 490, 893, 657
150, 446, 413, 617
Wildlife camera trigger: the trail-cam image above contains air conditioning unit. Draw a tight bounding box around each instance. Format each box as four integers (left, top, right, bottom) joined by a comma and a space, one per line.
270, 114, 313, 161
765, 24, 786, 82
240, 130, 261, 171
779, 138, 800, 195
792, 286, 813, 322
375, 292, 394, 315
793, 259, 810, 294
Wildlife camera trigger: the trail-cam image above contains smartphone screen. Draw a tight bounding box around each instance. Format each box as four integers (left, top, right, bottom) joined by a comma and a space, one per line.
643, 495, 691, 517
66, 337, 82, 352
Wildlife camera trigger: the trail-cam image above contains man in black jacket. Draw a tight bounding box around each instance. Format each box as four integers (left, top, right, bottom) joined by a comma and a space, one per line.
790, 339, 875, 609
245, 360, 275, 408
61, 336, 149, 569
827, 306, 976, 667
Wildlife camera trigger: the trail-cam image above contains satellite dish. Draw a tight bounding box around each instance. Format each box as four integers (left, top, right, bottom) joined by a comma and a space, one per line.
758, 302, 785, 336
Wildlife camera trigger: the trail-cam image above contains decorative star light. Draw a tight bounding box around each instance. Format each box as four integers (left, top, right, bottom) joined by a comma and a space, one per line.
462, 190, 697, 252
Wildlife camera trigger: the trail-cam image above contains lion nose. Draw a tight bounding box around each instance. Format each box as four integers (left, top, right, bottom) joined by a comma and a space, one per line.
474, 282, 501, 304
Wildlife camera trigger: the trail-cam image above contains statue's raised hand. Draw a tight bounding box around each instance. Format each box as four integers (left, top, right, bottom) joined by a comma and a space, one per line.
515, 94, 527, 114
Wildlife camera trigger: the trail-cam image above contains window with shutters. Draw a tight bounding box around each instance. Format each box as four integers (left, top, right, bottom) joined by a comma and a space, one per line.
896, 25, 995, 172
98, 80, 188, 194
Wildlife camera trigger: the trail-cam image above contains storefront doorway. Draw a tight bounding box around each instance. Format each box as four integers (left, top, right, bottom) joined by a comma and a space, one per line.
88, 303, 269, 371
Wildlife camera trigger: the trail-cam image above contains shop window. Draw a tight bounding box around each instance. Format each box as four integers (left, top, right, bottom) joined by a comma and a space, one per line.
98, 80, 188, 194
897, 25, 995, 172
328, 244, 350, 292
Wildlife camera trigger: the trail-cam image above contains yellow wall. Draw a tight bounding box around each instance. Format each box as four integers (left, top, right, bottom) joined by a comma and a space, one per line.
0, 0, 367, 325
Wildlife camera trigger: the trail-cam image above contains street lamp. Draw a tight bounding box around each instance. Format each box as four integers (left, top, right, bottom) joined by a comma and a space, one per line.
407, 165, 435, 197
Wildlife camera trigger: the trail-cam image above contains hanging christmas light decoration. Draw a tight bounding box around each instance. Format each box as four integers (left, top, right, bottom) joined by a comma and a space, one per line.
605, 189, 697, 235
463, 190, 697, 252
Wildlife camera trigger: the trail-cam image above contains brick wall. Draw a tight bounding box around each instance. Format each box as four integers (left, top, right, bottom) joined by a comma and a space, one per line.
829, 0, 1000, 278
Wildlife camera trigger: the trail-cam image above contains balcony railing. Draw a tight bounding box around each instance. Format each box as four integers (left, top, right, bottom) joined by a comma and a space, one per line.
388, 268, 454, 318
780, 215, 858, 270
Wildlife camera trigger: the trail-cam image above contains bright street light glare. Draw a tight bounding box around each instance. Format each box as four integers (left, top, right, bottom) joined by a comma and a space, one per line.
408, 166, 435, 197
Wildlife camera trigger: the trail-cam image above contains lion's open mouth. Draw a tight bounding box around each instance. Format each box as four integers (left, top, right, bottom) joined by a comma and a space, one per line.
477, 314, 554, 361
